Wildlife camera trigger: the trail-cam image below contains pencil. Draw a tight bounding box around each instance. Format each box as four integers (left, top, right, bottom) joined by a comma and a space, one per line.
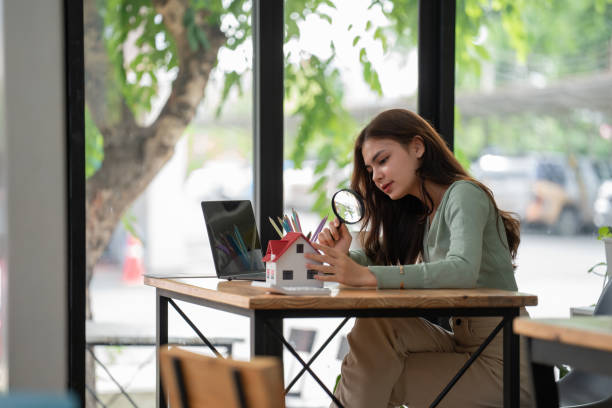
280, 217, 289, 233
268, 217, 284, 238
283, 215, 294, 232
290, 214, 299, 233
288, 215, 297, 232
292, 208, 303, 233
312, 215, 328, 242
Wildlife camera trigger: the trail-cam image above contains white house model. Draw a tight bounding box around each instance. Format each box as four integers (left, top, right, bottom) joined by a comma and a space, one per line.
261, 232, 323, 288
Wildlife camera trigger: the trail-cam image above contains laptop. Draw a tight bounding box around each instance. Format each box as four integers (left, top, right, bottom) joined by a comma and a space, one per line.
201, 200, 266, 281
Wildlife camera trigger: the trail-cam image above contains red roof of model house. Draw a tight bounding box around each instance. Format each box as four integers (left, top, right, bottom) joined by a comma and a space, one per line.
262, 232, 317, 262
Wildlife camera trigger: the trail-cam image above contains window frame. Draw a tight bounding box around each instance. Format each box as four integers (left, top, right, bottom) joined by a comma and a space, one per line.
65, 0, 85, 402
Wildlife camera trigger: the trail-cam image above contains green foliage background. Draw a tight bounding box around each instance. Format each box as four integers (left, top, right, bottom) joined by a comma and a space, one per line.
86, 0, 612, 216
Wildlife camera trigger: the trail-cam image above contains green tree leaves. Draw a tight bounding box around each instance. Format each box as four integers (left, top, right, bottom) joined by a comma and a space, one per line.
89, 0, 612, 217
85, 106, 104, 179
184, 7, 210, 51
102, 0, 176, 115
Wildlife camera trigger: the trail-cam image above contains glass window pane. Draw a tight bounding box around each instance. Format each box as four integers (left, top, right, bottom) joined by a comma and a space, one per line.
455, 1, 612, 317
283, 0, 418, 232
84, 2, 252, 404
282, 0, 418, 404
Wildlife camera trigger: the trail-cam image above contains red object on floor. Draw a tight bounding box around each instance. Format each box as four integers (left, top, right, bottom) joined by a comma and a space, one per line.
122, 234, 145, 283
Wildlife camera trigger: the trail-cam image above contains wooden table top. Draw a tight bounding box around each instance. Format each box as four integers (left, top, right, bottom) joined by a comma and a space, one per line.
514, 316, 612, 353
144, 277, 538, 311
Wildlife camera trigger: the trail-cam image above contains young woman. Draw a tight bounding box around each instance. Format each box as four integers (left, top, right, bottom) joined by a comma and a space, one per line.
304, 109, 534, 407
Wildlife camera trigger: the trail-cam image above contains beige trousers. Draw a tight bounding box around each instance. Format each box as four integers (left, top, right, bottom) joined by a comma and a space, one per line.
332, 312, 534, 408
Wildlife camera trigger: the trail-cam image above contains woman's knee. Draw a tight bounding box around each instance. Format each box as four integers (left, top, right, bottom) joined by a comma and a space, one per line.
349, 317, 418, 342
348, 318, 426, 353
347, 318, 405, 356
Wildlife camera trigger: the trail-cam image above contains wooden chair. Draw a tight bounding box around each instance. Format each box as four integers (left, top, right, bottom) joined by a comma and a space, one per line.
160, 347, 285, 408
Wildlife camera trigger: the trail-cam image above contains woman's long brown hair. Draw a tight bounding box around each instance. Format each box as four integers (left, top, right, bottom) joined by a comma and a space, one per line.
351, 108, 520, 267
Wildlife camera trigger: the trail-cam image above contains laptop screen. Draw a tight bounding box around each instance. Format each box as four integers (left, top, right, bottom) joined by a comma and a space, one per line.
201, 200, 265, 278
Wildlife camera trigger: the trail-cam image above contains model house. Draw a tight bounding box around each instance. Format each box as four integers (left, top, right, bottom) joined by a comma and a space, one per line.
262, 232, 323, 287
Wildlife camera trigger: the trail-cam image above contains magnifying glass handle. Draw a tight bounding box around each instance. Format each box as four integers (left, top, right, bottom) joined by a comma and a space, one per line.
330, 220, 352, 251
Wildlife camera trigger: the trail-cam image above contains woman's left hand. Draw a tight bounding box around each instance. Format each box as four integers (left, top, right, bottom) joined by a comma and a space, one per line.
305, 242, 377, 287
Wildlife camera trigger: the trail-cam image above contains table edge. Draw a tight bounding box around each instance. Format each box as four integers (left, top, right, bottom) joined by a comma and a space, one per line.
513, 317, 612, 353
145, 277, 537, 310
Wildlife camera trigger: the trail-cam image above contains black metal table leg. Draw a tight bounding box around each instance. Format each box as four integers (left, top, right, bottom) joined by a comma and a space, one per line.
285, 317, 350, 394
263, 320, 344, 408
251, 311, 283, 362
503, 309, 520, 408
156, 291, 168, 408
430, 318, 506, 408
168, 298, 223, 358
527, 339, 559, 408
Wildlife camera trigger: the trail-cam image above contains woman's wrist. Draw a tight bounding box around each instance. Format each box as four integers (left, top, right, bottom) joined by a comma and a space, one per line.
363, 266, 378, 286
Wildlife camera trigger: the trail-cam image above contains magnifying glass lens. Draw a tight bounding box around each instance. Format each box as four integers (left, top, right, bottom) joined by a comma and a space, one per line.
332, 189, 364, 224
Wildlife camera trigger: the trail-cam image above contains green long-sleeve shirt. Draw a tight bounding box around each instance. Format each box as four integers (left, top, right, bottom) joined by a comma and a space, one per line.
350, 180, 519, 291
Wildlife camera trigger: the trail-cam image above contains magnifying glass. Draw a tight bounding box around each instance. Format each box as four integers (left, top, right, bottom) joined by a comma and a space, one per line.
331, 188, 365, 225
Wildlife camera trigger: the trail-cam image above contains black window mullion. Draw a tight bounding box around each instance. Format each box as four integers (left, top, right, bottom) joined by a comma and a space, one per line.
253, 0, 284, 251
65, 0, 85, 405
417, 0, 456, 151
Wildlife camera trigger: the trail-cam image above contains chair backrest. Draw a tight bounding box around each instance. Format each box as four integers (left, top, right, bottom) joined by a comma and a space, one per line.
594, 279, 612, 315
160, 347, 285, 408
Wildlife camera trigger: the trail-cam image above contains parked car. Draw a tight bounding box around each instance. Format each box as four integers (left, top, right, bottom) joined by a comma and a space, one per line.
472, 153, 602, 235
594, 180, 612, 228
593, 160, 612, 182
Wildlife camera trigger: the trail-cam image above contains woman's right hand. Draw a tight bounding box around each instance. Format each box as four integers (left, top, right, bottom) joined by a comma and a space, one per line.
317, 218, 352, 254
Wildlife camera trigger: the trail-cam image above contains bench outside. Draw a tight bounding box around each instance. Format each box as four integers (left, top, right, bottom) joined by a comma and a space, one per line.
86, 320, 244, 407
86, 320, 243, 352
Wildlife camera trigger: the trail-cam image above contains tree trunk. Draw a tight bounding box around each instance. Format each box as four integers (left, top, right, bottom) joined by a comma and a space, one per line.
84, 0, 224, 282
83, 1, 225, 405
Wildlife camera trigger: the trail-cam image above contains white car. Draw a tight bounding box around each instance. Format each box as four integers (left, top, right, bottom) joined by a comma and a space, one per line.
472, 153, 601, 235
594, 180, 612, 228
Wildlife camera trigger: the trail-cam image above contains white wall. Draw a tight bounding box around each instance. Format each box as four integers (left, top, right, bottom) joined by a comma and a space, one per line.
3, 0, 67, 390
